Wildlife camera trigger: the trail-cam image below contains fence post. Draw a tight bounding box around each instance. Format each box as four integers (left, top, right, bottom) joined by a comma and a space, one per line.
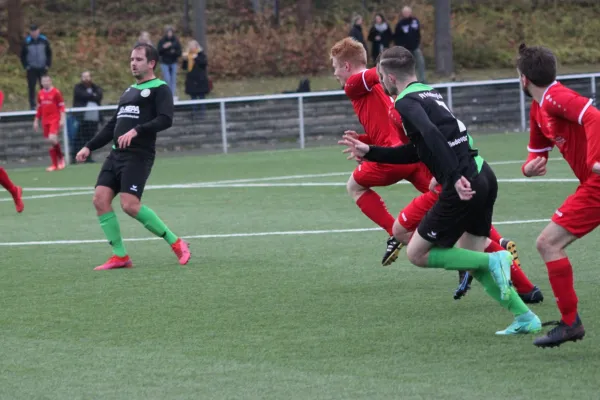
591, 76, 597, 106
220, 101, 228, 154
298, 96, 305, 149
519, 80, 526, 132
446, 86, 453, 111
63, 111, 71, 165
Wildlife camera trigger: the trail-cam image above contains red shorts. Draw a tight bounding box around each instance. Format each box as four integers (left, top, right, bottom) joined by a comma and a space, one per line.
397, 190, 439, 232
43, 120, 60, 138
352, 161, 431, 193
552, 181, 600, 238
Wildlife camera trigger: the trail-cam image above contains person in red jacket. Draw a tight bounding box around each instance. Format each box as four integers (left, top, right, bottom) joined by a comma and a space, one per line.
33, 75, 66, 171
0, 90, 24, 212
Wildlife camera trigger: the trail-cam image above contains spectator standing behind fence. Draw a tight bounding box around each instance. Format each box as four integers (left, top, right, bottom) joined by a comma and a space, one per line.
393, 6, 426, 83
182, 40, 211, 117
137, 31, 153, 46
21, 24, 52, 110
367, 14, 393, 65
157, 26, 182, 100
348, 15, 367, 54
71, 71, 103, 163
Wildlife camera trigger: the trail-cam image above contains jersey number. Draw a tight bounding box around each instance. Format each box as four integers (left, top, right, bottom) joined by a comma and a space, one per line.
435, 100, 467, 132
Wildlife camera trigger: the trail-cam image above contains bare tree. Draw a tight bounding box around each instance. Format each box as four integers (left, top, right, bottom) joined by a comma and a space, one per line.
273, 0, 280, 27
193, 0, 207, 55
7, 0, 24, 57
297, 0, 312, 29
434, 0, 454, 76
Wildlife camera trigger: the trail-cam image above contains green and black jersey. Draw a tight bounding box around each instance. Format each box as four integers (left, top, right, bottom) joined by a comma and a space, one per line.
86, 78, 173, 156
365, 82, 483, 187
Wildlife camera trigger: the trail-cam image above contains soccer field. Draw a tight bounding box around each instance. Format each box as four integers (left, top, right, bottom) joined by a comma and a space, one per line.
1, 132, 598, 399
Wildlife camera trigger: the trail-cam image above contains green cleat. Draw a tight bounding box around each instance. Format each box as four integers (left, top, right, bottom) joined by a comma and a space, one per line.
496, 311, 542, 335
488, 250, 513, 301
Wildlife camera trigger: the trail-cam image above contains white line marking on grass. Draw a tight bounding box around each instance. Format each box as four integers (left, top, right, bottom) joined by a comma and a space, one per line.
0, 191, 94, 202
0, 218, 551, 247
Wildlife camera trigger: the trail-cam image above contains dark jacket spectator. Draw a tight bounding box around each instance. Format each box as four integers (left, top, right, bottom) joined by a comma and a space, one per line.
367, 14, 393, 63
73, 73, 103, 108
157, 29, 182, 65
348, 15, 367, 53
393, 10, 421, 51
21, 24, 52, 109
182, 41, 211, 99
71, 71, 103, 162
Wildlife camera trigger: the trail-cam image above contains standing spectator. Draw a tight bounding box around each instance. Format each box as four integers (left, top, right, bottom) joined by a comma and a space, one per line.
21, 24, 52, 110
348, 15, 367, 54
367, 13, 393, 65
182, 40, 211, 117
72, 71, 103, 163
394, 6, 426, 82
157, 26, 182, 100
137, 31, 153, 46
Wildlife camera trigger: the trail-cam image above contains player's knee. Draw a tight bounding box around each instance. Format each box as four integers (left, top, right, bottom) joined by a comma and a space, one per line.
392, 220, 411, 245
92, 193, 111, 213
406, 244, 427, 267
347, 177, 366, 201
120, 198, 141, 217
535, 232, 556, 256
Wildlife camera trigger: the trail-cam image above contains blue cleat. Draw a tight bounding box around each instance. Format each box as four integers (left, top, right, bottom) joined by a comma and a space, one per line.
496, 310, 542, 335
488, 250, 513, 300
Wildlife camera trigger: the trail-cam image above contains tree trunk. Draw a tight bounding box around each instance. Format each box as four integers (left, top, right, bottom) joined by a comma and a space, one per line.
7, 0, 24, 57
273, 0, 280, 27
251, 0, 261, 14
434, 0, 454, 76
297, 0, 312, 29
183, 0, 191, 35
193, 0, 207, 55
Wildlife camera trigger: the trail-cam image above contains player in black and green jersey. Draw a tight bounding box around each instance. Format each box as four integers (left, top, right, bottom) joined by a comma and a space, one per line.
76, 43, 191, 270
339, 46, 541, 335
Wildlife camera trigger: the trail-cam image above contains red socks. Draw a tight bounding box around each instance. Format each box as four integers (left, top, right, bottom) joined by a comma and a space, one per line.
54, 143, 63, 160
356, 190, 395, 236
485, 240, 535, 293
0, 167, 17, 195
489, 225, 503, 244
49, 147, 58, 167
546, 258, 578, 325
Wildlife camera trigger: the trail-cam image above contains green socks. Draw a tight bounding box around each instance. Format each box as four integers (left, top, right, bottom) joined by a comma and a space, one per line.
427, 247, 490, 271
98, 212, 127, 257
472, 269, 530, 316
134, 205, 179, 245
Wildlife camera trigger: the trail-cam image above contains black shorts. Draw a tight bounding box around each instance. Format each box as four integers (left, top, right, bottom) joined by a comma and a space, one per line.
95, 151, 154, 199
417, 161, 498, 248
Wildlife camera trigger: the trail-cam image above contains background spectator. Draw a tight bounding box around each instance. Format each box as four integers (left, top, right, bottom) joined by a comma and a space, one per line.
157, 26, 182, 100
394, 6, 426, 83
21, 24, 52, 110
367, 13, 393, 65
348, 14, 367, 54
182, 40, 211, 117
72, 71, 103, 163
137, 31, 153, 46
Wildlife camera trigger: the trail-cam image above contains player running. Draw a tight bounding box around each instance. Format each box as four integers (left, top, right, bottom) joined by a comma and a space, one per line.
517, 44, 600, 347
76, 43, 190, 270
330, 37, 432, 265
340, 46, 541, 335
0, 91, 24, 213
33, 75, 65, 171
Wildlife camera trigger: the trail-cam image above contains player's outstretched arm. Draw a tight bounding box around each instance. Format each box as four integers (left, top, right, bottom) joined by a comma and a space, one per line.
86, 112, 117, 151
364, 143, 419, 164
134, 85, 173, 135
396, 97, 461, 185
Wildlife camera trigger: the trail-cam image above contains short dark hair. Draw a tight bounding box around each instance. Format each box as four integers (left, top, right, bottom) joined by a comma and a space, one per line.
378, 46, 415, 81
132, 43, 159, 70
516, 43, 557, 87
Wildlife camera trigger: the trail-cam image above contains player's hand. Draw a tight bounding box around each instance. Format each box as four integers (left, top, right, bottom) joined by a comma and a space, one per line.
338, 134, 369, 162
454, 176, 475, 201
523, 156, 547, 177
117, 129, 138, 149
429, 177, 439, 194
76, 147, 90, 163
343, 130, 361, 139
592, 162, 600, 176
33, 119, 39, 132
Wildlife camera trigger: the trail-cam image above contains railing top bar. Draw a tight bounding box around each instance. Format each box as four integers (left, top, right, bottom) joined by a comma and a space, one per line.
1, 72, 599, 118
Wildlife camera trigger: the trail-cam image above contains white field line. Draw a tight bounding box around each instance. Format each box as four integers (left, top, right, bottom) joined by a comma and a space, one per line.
0, 218, 551, 247
16, 157, 566, 193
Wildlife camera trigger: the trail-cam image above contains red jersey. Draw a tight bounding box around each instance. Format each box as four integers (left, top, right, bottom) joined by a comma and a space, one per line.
36, 87, 65, 123
344, 68, 402, 146
525, 81, 600, 184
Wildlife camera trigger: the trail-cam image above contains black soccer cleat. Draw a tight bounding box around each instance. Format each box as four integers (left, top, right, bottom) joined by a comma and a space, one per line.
533, 315, 585, 348
518, 286, 544, 304
454, 271, 474, 300
500, 238, 521, 268
382, 236, 403, 266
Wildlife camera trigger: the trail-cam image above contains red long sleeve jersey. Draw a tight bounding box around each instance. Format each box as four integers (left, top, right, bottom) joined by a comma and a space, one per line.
36, 87, 65, 123
344, 68, 404, 146
525, 81, 600, 184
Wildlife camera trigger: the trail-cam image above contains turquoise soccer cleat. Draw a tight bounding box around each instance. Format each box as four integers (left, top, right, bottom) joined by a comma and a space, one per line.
488, 250, 513, 300
496, 311, 542, 335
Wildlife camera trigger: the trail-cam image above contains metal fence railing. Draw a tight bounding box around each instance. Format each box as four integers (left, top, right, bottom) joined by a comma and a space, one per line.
1, 72, 599, 164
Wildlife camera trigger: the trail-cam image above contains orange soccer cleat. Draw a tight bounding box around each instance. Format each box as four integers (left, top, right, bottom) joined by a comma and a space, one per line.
171, 238, 191, 265
94, 255, 133, 271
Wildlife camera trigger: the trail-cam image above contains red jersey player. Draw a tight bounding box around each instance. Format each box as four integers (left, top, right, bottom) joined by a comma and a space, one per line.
517, 44, 600, 347
0, 90, 24, 213
330, 38, 432, 265
33, 75, 66, 171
